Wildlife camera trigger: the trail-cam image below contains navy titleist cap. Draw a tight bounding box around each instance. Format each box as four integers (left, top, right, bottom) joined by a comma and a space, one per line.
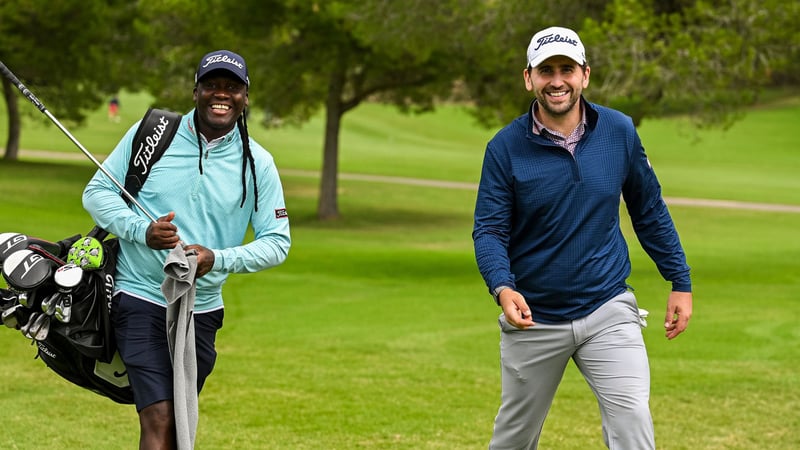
195, 50, 249, 86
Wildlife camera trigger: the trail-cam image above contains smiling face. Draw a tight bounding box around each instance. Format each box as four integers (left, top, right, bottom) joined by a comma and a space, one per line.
524, 55, 590, 124
193, 72, 249, 141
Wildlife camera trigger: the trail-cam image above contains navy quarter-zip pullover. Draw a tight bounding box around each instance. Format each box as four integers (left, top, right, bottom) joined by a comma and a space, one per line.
473, 98, 691, 323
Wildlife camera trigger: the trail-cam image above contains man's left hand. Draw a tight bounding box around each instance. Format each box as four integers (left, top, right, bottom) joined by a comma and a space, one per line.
664, 291, 692, 340
183, 244, 215, 278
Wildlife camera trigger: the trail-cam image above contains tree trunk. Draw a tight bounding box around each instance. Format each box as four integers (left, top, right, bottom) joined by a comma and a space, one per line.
2, 77, 21, 161
317, 68, 346, 221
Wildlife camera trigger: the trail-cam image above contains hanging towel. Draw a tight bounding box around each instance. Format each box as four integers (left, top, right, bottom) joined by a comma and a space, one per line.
162, 243, 199, 450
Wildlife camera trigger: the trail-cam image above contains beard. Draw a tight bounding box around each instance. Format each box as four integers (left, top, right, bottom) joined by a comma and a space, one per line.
537, 89, 581, 117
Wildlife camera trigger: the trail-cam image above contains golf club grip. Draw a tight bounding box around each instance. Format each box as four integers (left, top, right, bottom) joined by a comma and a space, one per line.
0, 61, 46, 113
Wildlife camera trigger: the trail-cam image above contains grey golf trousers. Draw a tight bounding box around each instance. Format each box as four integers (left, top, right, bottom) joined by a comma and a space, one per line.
488, 291, 655, 450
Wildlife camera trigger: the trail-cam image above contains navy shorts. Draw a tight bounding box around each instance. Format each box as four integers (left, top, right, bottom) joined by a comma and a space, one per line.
111, 292, 224, 412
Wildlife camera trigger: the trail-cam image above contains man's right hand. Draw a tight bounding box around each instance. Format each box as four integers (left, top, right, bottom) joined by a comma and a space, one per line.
499, 289, 535, 329
146, 212, 180, 250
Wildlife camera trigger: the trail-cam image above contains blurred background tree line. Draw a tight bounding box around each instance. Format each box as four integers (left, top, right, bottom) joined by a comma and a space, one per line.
1, 0, 797, 219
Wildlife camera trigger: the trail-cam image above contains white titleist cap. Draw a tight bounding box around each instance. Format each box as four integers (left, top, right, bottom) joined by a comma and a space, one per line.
526, 26, 586, 69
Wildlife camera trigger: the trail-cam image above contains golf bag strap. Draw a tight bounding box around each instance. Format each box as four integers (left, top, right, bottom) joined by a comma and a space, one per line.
124, 107, 181, 199
87, 108, 180, 243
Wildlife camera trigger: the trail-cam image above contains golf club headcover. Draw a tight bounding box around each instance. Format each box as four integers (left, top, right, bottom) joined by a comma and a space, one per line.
28, 244, 67, 266
0, 233, 29, 268
27, 237, 68, 260
67, 237, 104, 270
2, 249, 57, 292
54, 264, 84, 291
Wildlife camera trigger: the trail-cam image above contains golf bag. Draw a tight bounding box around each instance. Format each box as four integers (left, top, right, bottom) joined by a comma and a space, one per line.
1, 231, 133, 404
0, 108, 180, 404
40, 234, 136, 404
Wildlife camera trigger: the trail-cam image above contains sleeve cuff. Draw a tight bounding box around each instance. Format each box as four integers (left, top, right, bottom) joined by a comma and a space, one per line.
211, 249, 223, 271
671, 281, 692, 292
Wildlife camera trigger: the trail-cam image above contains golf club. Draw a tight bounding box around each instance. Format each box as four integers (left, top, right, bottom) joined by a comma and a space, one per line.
20, 311, 39, 339
20, 310, 47, 340
16, 292, 31, 309
53, 264, 83, 323
40, 291, 60, 316
1, 288, 17, 306
55, 295, 72, 324
33, 313, 50, 340
0, 61, 158, 224
1, 289, 22, 329
2, 303, 23, 329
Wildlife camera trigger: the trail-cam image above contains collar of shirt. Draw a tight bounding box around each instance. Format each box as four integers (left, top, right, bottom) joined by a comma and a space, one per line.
200, 133, 227, 151
185, 112, 239, 151
531, 100, 587, 155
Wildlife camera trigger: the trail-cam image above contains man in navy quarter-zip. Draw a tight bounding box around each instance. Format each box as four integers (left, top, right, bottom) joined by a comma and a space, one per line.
473, 27, 692, 450
83, 50, 291, 449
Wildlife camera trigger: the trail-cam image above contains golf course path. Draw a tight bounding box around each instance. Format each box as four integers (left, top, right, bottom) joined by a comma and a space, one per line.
282, 169, 800, 214
18, 150, 800, 214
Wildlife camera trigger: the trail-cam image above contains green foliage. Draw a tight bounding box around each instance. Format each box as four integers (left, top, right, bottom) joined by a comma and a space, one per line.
464, 0, 800, 128
581, 0, 797, 128
2, 0, 797, 134
2, 0, 797, 218
462, 0, 610, 127
237, 0, 491, 125
132, 0, 286, 112
0, 0, 144, 123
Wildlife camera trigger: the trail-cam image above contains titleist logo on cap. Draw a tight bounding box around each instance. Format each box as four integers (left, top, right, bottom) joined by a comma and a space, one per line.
202, 54, 244, 70
532, 33, 580, 51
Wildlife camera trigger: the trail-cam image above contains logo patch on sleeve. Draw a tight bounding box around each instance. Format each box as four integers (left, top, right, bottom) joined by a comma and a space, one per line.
274, 208, 288, 219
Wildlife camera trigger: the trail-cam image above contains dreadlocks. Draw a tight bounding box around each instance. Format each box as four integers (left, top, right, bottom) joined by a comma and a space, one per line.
192, 109, 259, 212
238, 111, 259, 211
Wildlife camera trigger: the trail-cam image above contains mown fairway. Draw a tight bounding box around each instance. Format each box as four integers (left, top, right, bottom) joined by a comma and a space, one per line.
0, 94, 798, 449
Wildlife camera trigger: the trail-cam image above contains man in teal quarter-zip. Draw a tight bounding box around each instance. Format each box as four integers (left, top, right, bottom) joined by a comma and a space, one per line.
83, 50, 291, 449
473, 27, 692, 450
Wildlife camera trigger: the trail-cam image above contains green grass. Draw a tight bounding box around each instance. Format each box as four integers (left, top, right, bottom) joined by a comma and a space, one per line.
636, 97, 800, 205
0, 95, 798, 449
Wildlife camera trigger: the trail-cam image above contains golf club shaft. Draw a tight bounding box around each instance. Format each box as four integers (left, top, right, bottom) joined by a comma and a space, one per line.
0, 61, 157, 223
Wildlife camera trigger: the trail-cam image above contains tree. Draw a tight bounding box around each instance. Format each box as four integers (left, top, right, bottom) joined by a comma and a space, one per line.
129, 0, 286, 113
460, 0, 610, 127
0, 0, 145, 160
580, 0, 798, 128
117, 0, 559, 221
5, 0, 795, 219
463, 0, 799, 129
228, 0, 492, 220
150, 0, 794, 220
